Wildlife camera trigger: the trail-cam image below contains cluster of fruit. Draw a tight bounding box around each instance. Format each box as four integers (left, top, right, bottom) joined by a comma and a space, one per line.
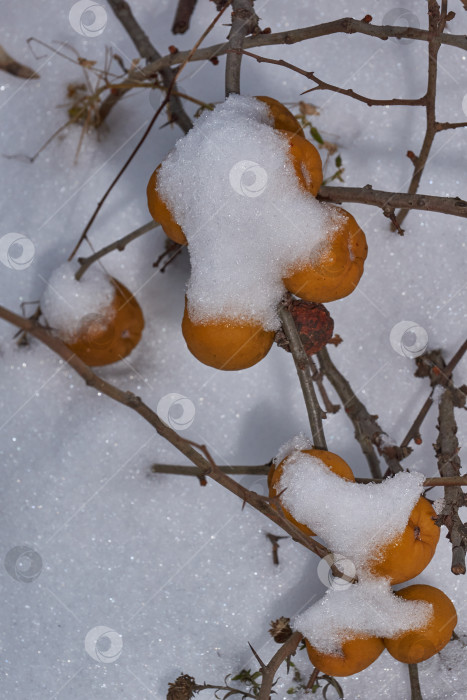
147, 96, 368, 371
268, 449, 457, 676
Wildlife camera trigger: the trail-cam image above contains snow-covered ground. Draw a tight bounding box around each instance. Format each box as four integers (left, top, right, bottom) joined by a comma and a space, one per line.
0, 1, 466, 698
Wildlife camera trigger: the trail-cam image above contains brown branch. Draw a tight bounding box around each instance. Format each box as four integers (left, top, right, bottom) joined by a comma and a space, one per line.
172, 0, 198, 34
236, 49, 425, 107
131, 18, 467, 81
257, 631, 303, 700
317, 347, 400, 478
225, 0, 260, 96
0, 304, 330, 562
401, 339, 467, 449
105, 0, 192, 133
0, 45, 39, 79
150, 464, 467, 488
318, 185, 467, 219
278, 300, 327, 450
435, 121, 467, 131
408, 663, 424, 700
435, 385, 467, 575
75, 221, 159, 281
396, 1, 444, 227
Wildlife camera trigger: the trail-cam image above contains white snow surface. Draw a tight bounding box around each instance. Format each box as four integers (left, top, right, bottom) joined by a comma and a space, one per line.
41, 262, 116, 340
278, 449, 425, 567
1, 0, 466, 698
295, 578, 432, 654
157, 94, 343, 330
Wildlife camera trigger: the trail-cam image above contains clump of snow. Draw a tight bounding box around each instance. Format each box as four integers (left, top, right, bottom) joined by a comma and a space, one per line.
273, 432, 313, 465
41, 262, 116, 341
433, 497, 446, 515
277, 448, 424, 568
295, 578, 432, 655
156, 94, 343, 331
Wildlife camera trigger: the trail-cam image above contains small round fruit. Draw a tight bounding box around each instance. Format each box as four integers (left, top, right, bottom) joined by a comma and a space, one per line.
255, 95, 305, 137
368, 496, 440, 585
278, 129, 323, 197
182, 301, 274, 371
147, 165, 187, 245
306, 635, 385, 677
66, 279, 144, 366
268, 449, 355, 537
283, 206, 367, 303
383, 585, 457, 664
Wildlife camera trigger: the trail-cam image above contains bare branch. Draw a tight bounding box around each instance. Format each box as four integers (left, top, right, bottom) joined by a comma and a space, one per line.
0, 304, 330, 562
408, 663, 424, 700
435, 385, 467, 575
76, 221, 159, 280
106, 0, 192, 133
225, 0, 259, 96
132, 18, 467, 81
236, 49, 425, 107
172, 0, 198, 34
317, 347, 401, 478
0, 44, 39, 79
318, 185, 467, 219
278, 300, 327, 450
257, 631, 303, 700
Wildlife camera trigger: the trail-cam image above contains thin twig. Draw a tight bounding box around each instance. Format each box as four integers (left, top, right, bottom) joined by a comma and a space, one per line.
76, 221, 159, 280
0, 304, 330, 562
150, 463, 467, 488
225, 0, 259, 96
396, 1, 445, 227
278, 301, 327, 450
235, 49, 426, 107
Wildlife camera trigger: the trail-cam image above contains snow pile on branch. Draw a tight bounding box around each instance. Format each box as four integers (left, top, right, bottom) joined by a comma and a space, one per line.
295, 578, 432, 654
157, 95, 341, 331
277, 449, 424, 568
41, 262, 116, 341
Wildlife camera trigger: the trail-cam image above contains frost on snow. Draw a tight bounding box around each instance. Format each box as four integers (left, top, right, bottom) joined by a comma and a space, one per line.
41, 262, 116, 341
156, 94, 343, 331
275, 443, 430, 653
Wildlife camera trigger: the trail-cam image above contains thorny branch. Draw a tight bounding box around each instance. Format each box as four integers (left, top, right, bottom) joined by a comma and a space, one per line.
435, 384, 467, 575
318, 185, 467, 220
256, 631, 303, 700
279, 300, 327, 450
0, 304, 330, 563
130, 17, 467, 81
